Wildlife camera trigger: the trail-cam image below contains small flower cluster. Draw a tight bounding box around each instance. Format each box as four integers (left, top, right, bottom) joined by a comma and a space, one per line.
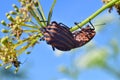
0, 0, 46, 73
0, 36, 19, 73
102, 0, 120, 14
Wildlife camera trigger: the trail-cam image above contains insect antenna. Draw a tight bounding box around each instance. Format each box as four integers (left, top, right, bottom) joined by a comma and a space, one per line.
74, 21, 95, 30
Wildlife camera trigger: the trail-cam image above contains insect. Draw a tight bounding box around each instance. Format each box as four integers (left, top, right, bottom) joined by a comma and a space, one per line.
40, 21, 79, 51
12, 60, 21, 68
11, 60, 21, 73
41, 21, 96, 51
73, 22, 96, 47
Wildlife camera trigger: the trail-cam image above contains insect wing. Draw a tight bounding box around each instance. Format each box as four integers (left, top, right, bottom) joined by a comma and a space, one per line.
73, 25, 96, 47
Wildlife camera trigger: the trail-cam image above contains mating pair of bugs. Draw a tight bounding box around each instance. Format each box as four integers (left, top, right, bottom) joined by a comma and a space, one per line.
40, 21, 96, 51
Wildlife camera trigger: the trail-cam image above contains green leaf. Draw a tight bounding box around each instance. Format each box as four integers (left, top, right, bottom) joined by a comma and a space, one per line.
47, 0, 57, 25
36, 0, 47, 26
37, 0, 46, 20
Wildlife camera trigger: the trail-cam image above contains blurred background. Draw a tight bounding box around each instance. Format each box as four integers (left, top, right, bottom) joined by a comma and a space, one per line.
0, 0, 120, 80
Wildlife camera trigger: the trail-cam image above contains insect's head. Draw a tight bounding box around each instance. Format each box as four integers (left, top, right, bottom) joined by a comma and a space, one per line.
51, 21, 58, 26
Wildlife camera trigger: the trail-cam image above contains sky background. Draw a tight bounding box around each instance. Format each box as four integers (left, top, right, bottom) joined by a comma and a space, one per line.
0, 0, 120, 80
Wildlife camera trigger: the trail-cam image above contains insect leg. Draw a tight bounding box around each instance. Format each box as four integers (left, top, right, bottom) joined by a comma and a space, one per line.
40, 27, 46, 33
89, 21, 95, 30
52, 46, 55, 51
58, 23, 70, 29
40, 36, 45, 41
74, 22, 82, 29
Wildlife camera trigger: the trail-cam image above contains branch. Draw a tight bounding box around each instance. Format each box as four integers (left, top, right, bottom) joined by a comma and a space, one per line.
70, 0, 119, 32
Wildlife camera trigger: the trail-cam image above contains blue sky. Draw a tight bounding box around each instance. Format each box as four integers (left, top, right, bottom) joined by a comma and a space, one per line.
0, 0, 119, 80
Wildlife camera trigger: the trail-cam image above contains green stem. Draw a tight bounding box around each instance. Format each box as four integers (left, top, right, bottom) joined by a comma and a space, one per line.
37, 0, 46, 21
23, 30, 39, 33
104, 63, 120, 79
70, 0, 119, 32
16, 35, 40, 56
13, 33, 42, 49
21, 23, 40, 29
29, 9, 43, 27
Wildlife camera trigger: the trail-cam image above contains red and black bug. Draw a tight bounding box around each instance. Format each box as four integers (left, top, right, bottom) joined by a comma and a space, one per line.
73, 22, 96, 47
40, 21, 79, 51
40, 21, 96, 51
